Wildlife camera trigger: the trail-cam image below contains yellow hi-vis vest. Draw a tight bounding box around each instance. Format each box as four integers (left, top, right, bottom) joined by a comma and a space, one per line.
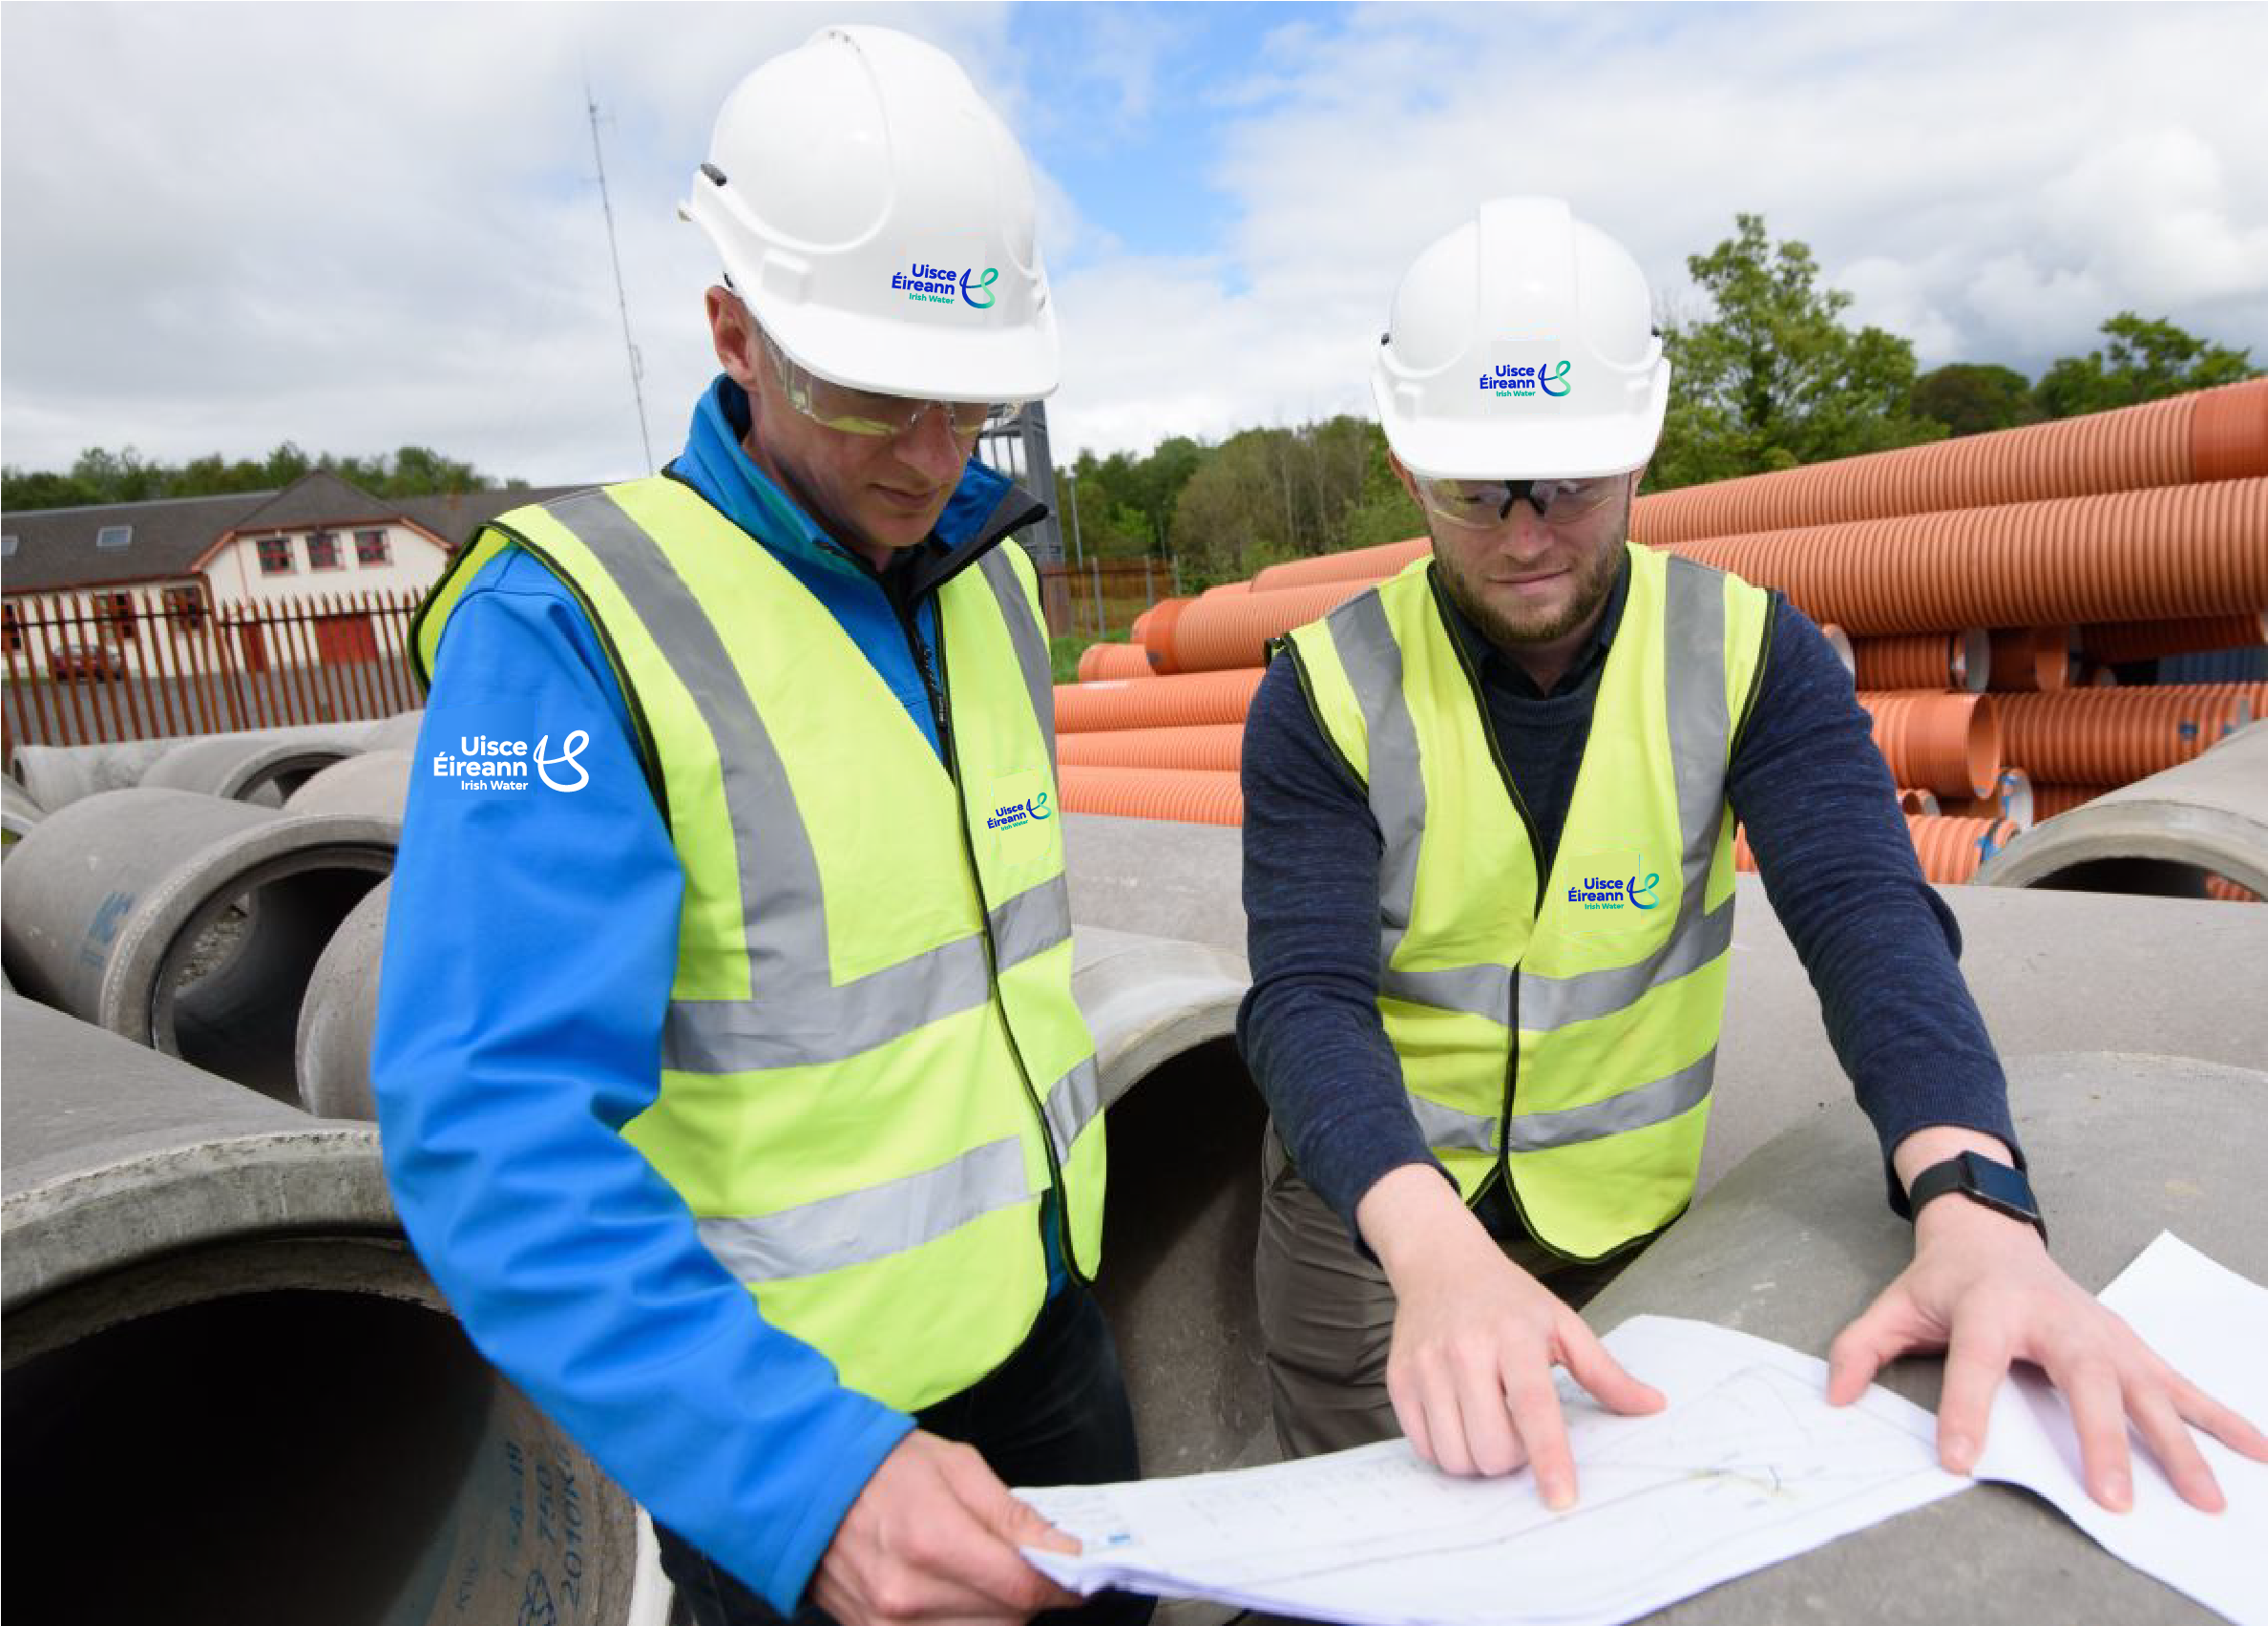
410, 477, 1104, 1412
1283, 543, 1773, 1261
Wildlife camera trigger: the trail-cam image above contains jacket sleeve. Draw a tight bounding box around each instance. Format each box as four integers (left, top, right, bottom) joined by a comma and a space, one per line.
1725, 594, 2021, 1208
372, 548, 912, 1615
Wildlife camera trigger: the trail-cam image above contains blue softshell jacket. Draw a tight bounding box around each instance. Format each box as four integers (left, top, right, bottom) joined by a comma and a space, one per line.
373, 378, 1052, 1614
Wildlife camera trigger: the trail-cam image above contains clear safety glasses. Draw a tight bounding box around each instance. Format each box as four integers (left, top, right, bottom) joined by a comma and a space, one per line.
1415, 474, 1628, 531
760, 329, 1025, 440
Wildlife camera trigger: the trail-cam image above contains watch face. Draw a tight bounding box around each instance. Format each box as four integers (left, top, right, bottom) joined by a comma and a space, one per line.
1964, 1152, 2039, 1218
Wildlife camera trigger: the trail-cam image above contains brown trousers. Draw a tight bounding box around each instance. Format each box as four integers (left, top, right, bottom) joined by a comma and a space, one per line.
1252, 1119, 1630, 1459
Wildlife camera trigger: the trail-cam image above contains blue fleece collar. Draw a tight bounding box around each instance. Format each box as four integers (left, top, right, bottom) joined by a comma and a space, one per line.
672, 376, 1014, 569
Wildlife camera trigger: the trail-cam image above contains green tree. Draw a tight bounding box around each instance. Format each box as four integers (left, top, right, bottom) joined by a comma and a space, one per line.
2, 440, 522, 512
2032, 312, 2259, 420
1910, 363, 2042, 437
1651, 214, 1945, 490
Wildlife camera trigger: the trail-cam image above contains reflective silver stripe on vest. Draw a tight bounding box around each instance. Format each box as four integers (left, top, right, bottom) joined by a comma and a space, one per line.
1411, 1092, 1498, 1154
1041, 1056, 1104, 1158
1327, 591, 1429, 978
977, 545, 1057, 766
990, 874, 1072, 974
1522, 557, 1733, 1033
1504, 1046, 1716, 1152
544, 493, 1071, 1071
695, 1135, 1035, 1282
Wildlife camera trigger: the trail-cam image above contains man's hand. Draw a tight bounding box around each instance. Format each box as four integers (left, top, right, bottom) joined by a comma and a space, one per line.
811, 1429, 1082, 1625
1358, 1165, 1665, 1507
1827, 1130, 2268, 1513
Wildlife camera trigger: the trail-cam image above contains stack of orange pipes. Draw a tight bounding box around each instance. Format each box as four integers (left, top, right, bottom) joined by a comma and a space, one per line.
1056, 381, 2266, 896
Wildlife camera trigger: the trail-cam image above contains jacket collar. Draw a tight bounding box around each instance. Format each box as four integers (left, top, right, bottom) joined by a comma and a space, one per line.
669, 374, 1045, 601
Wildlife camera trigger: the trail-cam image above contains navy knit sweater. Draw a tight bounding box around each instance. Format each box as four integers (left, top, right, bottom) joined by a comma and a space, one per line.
1235, 553, 2019, 1247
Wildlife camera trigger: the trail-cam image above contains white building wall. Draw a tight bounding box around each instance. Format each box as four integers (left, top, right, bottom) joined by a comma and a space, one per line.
212, 522, 452, 610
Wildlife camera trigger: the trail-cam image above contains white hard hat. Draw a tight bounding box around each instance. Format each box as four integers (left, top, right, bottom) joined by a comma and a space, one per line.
682, 25, 1058, 403
1371, 198, 1668, 479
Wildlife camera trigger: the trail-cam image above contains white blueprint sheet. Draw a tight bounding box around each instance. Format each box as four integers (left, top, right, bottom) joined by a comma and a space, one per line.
1021, 1235, 2268, 1625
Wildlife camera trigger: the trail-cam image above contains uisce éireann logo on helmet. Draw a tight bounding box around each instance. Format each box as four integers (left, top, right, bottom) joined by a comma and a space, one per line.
890, 263, 1000, 308
1478, 358, 1573, 398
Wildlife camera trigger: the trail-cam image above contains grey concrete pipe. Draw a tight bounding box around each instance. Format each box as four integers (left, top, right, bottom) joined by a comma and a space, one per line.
1, 772, 41, 855
10, 718, 383, 813
1, 993, 662, 1625
1978, 719, 2268, 899
1582, 1049, 2265, 1625
285, 747, 414, 822
1, 788, 395, 1103
140, 731, 360, 807
297, 875, 393, 1119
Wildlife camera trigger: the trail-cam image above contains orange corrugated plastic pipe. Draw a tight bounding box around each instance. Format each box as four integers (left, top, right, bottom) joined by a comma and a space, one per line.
2080, 613, 2268, 665
1129, 606, 1156, 644
1250, 538, 1429, 594
2028, 783, 2098, 821
1057, 723, 1244, 772
1735, 813, 2013, 884
1856, 691, 2003, 797
1992, 688, 2257, 785
1665, 478, 2268, 637
1985, 626, 2071, 693
1055, 668, 1264, 734
1166, 580, 1376, 673
1198, 581, 1253, 600
1138, 597, 1197, 675
1076, 643, 1158, 682
1633, 379, 2267, 546
1897, 788, 1941, 815
1852, 631, 1986, 693
1942, 768, 2034, 831
2204, 874, 2262, 903
1058, 765, 1244, 827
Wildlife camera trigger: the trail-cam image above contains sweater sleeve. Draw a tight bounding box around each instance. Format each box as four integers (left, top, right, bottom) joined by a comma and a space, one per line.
1725, 594, 2022, 1209
1235, 653, 1453, 1237
372, 549, 911, 1615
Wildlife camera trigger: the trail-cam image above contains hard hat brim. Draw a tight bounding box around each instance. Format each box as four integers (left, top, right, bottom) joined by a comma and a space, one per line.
1372, 366, 1670, 481
756, 294, 1061, 406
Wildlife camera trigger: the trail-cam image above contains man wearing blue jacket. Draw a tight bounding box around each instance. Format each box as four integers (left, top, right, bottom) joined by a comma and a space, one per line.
374, 28, 1146, 1626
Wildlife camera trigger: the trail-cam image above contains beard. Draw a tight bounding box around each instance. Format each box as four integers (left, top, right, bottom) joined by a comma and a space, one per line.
1434, 516, 1628, 652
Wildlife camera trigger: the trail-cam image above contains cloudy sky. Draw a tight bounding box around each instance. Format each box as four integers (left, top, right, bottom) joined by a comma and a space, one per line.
5, 2, 2264, 490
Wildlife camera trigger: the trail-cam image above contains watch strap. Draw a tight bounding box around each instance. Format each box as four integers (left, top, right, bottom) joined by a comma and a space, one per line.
1908, 1151, 2047, 1244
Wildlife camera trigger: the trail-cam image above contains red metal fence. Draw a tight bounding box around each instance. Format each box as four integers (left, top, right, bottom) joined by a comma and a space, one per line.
2, 586, 424, 751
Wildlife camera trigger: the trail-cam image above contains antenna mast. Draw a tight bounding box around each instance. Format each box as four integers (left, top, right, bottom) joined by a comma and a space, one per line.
587, 84, 654, 475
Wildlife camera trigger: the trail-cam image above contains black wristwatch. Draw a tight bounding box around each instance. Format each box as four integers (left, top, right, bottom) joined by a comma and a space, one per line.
1907, 1151, 2047, 1244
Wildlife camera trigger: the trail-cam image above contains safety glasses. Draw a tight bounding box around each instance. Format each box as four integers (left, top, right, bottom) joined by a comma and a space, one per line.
760, 328, 1024, 439
1415, 475, 1628, 530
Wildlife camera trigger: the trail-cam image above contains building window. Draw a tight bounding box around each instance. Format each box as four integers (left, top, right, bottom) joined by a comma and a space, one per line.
1, 534, 17, 559
163, 585, 206, 633
3, 603, 21, 653
94, 590, 138, 642
96, 524, 133, 550
354, 528, 391, 567
306, 531, 342, 571
258, 536, 296, 574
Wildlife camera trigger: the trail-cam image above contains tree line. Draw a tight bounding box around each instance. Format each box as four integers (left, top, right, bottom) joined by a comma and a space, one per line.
1, 442, 523, 513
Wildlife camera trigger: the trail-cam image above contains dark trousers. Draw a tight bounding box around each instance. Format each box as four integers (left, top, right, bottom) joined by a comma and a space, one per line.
658, 1284, 1154, 1626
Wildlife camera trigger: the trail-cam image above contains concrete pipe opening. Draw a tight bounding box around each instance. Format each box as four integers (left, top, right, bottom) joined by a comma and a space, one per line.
1, 790, 396, 1104
5, 1288, 640, 1626
158, 846, 392, 1101
2, 998, 659, 1625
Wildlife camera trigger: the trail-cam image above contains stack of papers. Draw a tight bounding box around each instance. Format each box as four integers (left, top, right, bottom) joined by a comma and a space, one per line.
1019, 1234, 2267, 1626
